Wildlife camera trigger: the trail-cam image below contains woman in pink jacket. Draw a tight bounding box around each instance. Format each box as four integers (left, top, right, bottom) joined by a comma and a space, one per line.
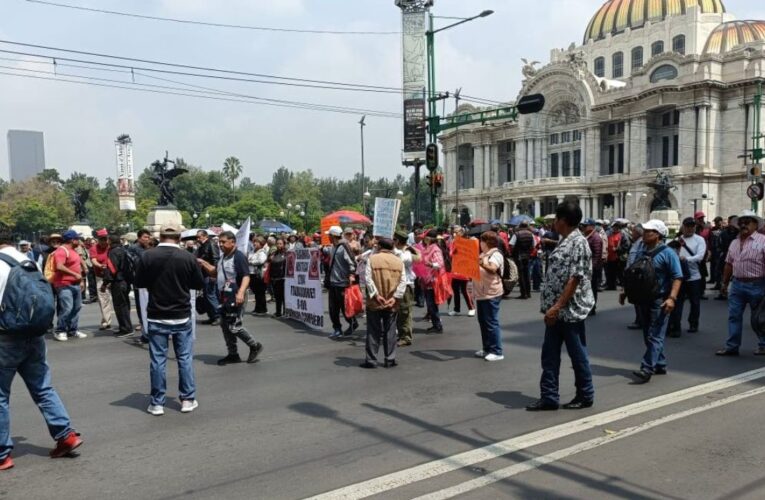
421, 229, 445, 333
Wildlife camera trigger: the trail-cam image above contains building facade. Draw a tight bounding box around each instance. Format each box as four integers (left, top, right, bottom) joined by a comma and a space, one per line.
7, 130, 46, 181
440, 0, 765, 224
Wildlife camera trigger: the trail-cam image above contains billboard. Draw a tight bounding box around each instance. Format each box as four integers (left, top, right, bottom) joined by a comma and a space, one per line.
115, 135, 136, 211
401, 9, 427, 162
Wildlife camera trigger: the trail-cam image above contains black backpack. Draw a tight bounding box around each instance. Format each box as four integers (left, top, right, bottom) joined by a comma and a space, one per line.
623, 245, 665, 304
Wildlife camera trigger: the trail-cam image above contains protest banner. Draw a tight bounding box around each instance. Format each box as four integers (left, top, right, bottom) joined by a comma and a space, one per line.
372, 198, 401, 238
451, 237, 480, 281
285, 248, 324, 330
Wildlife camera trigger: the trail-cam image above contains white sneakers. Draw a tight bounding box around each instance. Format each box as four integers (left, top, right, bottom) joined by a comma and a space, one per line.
181, 400, 199, 413
474, 350, 486, 358
467, 309, 476, 317
448, 310, 459, 316
147, 405, 164, 416
72, 331, 88, 339
53, 333, 68, 342
484, 353, 505, 362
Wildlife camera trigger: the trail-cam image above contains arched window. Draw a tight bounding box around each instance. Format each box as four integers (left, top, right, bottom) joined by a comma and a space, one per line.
631, 46, 644, 71
650, 64, 678, 83
594, 57, 605, 77
651, 41, 664, 57
612, 52, 624, 78
672, 35, 686, 55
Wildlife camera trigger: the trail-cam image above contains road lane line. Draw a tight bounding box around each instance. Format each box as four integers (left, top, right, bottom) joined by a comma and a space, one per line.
415, 385, 765, 499
307, 367, 765, 499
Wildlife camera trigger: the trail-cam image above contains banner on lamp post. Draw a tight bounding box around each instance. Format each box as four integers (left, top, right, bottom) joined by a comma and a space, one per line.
115, 135, 136, 211
401, 9, 427, 162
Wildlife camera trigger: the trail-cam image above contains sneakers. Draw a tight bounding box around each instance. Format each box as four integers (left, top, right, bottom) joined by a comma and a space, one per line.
114, 331, 133, 339
180, 400, 199, 413
448, 310, 459, 317
147, 405, 164, 416
49, 431, 83, 458
53, 332, 68, 342
72, 331, 88, 339
474, 350, 486, 358
217, 354, 242, 366
329, 330, 342, 340
99, 324, 112, 331
484, 353, 505, 362
247, 343, 264, 363
0, 455, 13, 471
467, 309, 476, 317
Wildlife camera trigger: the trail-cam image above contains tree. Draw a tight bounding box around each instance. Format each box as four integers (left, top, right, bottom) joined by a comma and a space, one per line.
37, 168, 63, 186
270, 166, 292, 205
222, 156, 243, 190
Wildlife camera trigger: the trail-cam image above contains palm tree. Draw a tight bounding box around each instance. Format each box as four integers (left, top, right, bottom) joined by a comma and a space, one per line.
222, 156, 243, 190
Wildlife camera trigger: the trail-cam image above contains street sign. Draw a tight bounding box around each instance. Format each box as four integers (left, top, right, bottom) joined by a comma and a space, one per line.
747, 183, 764, 201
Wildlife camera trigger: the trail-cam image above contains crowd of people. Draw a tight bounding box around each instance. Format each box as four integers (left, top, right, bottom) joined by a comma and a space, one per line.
2, 200, 765, 471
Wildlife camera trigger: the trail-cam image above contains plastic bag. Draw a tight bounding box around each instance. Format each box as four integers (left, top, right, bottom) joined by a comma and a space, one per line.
433, 272, 453, 306
344, 284, 364, 319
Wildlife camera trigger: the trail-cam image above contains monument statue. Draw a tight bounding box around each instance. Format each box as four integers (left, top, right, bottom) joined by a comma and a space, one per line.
648, 170, 676, 212
150, 157, 187, 207
72, 188, 90, 222
521, 58, 541, 79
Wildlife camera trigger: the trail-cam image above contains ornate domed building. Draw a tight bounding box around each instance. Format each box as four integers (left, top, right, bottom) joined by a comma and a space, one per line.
439, 0, 765, 224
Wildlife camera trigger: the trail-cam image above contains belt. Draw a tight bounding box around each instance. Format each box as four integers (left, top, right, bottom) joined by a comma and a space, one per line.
734, 277, 765, 283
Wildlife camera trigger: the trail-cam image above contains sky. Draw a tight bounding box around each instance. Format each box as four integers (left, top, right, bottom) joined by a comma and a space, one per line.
1, 0, 763, 184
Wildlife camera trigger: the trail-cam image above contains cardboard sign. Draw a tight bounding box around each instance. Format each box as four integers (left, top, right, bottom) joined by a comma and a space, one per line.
285, 248, 324, 330
451, 237, 480, 281
372, 198, 401, 239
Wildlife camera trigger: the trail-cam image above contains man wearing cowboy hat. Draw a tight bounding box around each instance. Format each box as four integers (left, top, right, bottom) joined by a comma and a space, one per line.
716, 210, 765, 356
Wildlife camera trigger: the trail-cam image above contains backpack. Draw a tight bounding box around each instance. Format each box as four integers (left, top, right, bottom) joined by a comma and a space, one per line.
623, 245, 665, 304
500, 255, 518, 294
0, 253, 55, 336
122, 247, 139, 285
44, 247, 69, 283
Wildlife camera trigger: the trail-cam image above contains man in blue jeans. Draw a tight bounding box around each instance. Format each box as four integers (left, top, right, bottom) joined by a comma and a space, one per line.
134, 226, 205, 416
51, 230, 87, 342
527, 202, 595, 411
0, 230, 82, 471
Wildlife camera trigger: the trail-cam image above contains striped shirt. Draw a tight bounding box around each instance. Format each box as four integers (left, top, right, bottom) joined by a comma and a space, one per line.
726, 232, 765, 279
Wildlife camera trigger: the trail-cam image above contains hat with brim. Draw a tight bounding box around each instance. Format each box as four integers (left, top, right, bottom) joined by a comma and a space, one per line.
639, 219, 669, 237
49, 233, 62, 241
160, 225, 182, 237
733, 210, 764, 229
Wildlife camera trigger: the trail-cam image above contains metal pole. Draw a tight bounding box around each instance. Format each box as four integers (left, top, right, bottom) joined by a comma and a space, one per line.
754, 82, 763, 212
359, 115, 366, 212
426, 13, 438, 226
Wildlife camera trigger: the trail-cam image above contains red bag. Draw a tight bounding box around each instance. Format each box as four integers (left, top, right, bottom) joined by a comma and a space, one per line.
433, 272, 453, 306
344, 284, 364, 318
263, 264, 271, 285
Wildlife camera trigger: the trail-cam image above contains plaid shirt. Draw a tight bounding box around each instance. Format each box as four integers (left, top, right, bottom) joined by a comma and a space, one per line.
726, 232, 765, 279
540, 229, 595, 322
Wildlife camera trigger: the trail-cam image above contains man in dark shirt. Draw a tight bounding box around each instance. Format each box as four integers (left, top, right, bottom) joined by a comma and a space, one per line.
510, 222, 535, 299
103, 235, 133, 338
195, 230, 220, 325
134, 225, 205, 416
583, 219, 603, 315
199, 231, 263, 366
130, 229, 152, 342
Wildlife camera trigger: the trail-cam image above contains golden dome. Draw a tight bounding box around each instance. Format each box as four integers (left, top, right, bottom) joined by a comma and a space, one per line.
585, 0, 726, 43
703, 20, 765, 54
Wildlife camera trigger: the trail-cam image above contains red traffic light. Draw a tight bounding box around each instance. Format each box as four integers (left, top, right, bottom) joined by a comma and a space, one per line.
517, 94, 545, 115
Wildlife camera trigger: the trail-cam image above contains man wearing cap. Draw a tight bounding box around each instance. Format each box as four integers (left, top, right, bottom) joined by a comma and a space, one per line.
89, 229, 114, 330
325, 226, 357, 338
17, 241, 33, 261
620, 220, 683, 384
195, 230, 221, 326
394, 230, 419, 346
582, 219, 603, 315
716, 210, 765, 356
51, 230, 87, 342
668, 218, 707, 336
134, 225, 205, 415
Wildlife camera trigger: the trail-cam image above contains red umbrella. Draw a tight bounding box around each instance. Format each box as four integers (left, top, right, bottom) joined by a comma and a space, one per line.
469, 219, 488, 226
324, 210, 372, 225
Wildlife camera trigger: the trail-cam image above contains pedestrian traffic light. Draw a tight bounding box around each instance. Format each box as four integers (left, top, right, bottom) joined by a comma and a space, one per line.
426, 143, 438, 172
517, 94, 546, 115
748, 164, 763, 180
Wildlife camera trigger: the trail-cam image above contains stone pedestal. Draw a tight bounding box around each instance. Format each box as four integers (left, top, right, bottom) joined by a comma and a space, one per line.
69, 223, 94, 239
146, 206, 184, 237
650, 209, 680, 233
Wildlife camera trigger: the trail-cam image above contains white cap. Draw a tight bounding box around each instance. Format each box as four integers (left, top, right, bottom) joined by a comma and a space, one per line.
325, 226, 343, 237
734, 209, 764, 229
640, 219, 668, 237
18, 240, 30, 246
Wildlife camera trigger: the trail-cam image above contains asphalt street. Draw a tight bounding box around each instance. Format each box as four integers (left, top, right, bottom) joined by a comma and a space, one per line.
2, 287, 765, 500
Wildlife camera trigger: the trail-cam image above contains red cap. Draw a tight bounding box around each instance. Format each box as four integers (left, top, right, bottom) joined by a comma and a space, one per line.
95, 228, 108, 237
694, 211, 706, 220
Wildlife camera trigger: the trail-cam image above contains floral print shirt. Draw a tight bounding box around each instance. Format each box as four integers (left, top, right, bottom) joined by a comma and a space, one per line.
540, 229, 595, 322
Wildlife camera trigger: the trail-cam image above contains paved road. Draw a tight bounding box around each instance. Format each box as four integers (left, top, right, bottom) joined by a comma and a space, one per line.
2, 288, 764, 499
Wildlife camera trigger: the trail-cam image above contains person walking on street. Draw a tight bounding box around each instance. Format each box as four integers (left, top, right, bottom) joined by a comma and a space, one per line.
0, 228, 83, 471
134, 225, 205, 416
421, 229, 445, 333
199, 231, 263, 366
474, 231, 505, 362
716, 210, 765, 356
359, 238, 407, 369
669, 218, 707, 336
52, 230, 87, 342
394, 231, 419, 347
621, 220, 683, 384
89, 229, 114, 330
527, 202, 595, 411
325, 226, 357, 339
583, 219, 603, 315
103, 235, 134, 338
195, 230, 221, 326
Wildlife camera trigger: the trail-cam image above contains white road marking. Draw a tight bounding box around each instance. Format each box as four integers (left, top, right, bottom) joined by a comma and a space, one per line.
415, 385, 765, 499
307, 367, 765, 499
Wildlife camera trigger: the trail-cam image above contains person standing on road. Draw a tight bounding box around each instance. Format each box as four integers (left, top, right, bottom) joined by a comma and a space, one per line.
448, 227, 475, 317
103, 235, 134, 338
134, 225, 205, 416
715, 216, 739, 300
0, 228, 83, 471
52, 230, 87, 342
89, 229, 114, 330
268, 238, 287, 318
130, 229, 152, 343
247, 235, 269, 316
394, 231, 419, 347
359, 238, 407, 369
669, 218, 707, 336
716, 210, 765, 356
527, 202, 595, 411
195, 230, 221, 326
421, 229, 445, 333
199, 231, 263, 366
473, 231, 505, 362
509, 221, 535, 300
621, 220, 683, 384
325, 226, 357, 339
582, 219, 603, 316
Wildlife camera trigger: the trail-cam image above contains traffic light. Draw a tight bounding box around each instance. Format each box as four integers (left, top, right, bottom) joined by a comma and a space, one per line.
748, 164, 762, 181
517, 93, 546, 115
426, 143, 438, 172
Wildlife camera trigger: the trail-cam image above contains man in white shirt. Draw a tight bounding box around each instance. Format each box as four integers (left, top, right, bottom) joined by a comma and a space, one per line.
669, 217, 707, 335
394, 230, 420, 346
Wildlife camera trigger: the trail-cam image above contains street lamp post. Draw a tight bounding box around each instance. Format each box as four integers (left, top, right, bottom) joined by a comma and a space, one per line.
426, 9, 493, 226
359, 115, 366, 210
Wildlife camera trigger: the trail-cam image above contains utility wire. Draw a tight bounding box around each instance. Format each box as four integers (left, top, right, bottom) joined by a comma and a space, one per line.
25, 0, 401, 35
